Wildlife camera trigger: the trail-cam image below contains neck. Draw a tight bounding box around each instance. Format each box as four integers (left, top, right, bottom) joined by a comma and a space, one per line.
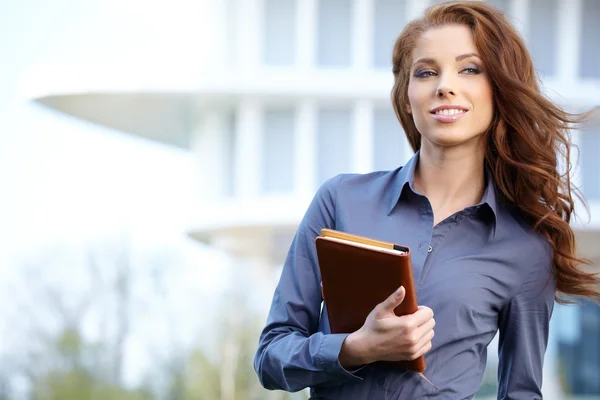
414, 139, 486, 222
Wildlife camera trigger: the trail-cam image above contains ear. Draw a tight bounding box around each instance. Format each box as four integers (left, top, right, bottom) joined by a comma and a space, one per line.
406, 104, 412, 114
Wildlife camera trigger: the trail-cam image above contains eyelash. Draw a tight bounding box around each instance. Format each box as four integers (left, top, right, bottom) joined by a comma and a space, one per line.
414, 67, 482, 78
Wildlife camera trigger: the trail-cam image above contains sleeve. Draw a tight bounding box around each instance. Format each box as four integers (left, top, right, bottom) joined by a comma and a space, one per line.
497, 251, 557, 400
253, 175, 364, 392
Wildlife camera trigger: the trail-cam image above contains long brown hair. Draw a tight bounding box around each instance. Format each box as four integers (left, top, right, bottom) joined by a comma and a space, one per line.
391, 0, 600, 303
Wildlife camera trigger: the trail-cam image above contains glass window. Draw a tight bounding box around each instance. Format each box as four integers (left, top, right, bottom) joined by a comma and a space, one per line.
485, 0, 510, 14
373, 107, 405, 171
262, 109, 295, 193
264, 0, 296, 66
580, 304, 600, 395
317, 0, 353, 67
372, 0, 406, 69
581, 122, 600, 201
317, 107, 352, 184
527, 0, 557, 77
580, 0, 600, 79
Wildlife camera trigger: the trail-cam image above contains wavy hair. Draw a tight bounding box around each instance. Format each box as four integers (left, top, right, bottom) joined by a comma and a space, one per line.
391, 0, 600, 302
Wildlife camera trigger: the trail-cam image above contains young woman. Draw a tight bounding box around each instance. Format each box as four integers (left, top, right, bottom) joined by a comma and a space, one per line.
254, 1, 600, 399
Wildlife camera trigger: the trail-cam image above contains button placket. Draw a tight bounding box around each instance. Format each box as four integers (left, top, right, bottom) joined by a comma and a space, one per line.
417, 216, 463, 291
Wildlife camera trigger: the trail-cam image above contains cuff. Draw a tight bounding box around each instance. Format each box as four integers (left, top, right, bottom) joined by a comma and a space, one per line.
316, 333, 366, 380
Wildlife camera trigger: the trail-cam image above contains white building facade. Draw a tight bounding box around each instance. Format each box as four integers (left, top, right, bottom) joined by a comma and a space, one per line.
23, 0, 600, 398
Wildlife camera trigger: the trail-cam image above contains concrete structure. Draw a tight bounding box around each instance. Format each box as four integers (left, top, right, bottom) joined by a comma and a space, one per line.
21, 0, 600, 398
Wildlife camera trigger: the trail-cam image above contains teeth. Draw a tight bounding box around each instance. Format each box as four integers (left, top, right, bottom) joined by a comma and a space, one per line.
435, 109, 465, 115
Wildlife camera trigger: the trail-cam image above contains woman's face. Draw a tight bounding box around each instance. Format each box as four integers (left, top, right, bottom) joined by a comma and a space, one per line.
407, 24, 494, 151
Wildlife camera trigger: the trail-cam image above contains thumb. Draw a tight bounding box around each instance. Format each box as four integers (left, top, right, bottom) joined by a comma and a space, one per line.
379, 286, 405, 314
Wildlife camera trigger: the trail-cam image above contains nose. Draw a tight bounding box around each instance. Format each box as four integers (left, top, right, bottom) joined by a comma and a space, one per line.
437, 87, 456, 97
436, 73, 457, 98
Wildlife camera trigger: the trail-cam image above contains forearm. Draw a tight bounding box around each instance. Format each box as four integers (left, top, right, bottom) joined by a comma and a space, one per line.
497, 258, 555, 399
254, 330, 362, 392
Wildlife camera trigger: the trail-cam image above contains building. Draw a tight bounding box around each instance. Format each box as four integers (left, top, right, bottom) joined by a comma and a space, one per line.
21, 0, 600, 398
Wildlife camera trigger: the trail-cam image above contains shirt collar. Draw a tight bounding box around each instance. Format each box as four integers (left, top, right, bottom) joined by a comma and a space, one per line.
387, 151, 501, 238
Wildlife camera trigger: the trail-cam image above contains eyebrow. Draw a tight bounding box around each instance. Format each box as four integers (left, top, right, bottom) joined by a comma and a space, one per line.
412, 52, 481, 67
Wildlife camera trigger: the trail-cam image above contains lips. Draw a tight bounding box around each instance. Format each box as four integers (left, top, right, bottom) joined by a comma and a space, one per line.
430, 105, 469, 123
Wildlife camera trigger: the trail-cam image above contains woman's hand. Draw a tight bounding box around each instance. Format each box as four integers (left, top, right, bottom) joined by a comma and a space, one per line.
338, 286, 435, 369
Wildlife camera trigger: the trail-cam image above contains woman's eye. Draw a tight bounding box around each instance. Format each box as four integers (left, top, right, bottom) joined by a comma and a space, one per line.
462, 67, 482, 75
415, 70, 436, 78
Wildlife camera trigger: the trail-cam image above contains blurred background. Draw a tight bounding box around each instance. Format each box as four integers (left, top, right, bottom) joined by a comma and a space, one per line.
1, 0, 599, 399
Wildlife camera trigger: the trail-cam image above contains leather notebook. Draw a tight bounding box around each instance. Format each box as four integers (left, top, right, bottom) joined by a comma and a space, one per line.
315, 228, 426, 373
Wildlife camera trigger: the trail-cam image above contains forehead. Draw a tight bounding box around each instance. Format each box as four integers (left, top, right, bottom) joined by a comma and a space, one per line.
413, 24, 478, 61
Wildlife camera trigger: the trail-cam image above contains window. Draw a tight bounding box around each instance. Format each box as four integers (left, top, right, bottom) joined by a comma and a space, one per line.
264, 0, 296, 65
317, 107, 352, 184
580, 0, 600, 79
372, 0, 406, 69
527, 0, 557, 77
373, 107, 405, 171
485, 0, 509, 14
317, 0, 353, 67
558, 302, 600, 395
262, 108, 295, 193
581, 124, 600, 201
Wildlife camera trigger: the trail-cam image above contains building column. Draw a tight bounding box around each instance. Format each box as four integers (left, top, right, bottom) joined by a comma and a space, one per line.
556, 0, 582, 85
233, 0, 263, 69
297, 0, 317, 70
352, 0, 373, 71
509, 0, 530, 38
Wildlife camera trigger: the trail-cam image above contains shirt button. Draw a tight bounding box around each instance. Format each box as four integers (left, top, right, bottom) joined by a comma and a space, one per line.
428, 246, 433, 253
377, 377, 385, 386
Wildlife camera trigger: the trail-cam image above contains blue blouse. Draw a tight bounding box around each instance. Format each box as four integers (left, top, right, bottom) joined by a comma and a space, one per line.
254, 152, 556, 399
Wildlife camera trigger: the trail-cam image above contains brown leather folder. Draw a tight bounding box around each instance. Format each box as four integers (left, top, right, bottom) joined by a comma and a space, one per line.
315, 229, 426, 373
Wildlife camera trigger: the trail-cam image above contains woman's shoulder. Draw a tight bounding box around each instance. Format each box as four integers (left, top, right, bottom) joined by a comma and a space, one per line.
311, 169, 404, 219
326, 168, 403, 196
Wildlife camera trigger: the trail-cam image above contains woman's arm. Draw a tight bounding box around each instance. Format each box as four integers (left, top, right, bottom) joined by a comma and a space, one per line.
253, 175, 363, 392
497, 253, 556, 400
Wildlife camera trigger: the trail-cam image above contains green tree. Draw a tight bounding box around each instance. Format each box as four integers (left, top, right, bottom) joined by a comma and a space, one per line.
161, 293, 306, 400
29, 327, 155, 400
4, 240, 308, 400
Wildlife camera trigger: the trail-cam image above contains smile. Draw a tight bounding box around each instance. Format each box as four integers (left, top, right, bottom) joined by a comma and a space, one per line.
434, 109, 466, 116
430, 107, 469, 123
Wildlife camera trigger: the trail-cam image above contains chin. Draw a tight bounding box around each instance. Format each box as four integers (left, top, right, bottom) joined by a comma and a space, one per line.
423, 129, 484, 149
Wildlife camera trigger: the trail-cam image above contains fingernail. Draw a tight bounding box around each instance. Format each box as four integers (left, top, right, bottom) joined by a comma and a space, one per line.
396, 286, 404, 296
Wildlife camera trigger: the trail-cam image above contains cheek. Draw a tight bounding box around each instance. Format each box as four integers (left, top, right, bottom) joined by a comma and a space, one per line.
476, 83, 494, 115
407, 83, 427, 114
479, 92, 494, 122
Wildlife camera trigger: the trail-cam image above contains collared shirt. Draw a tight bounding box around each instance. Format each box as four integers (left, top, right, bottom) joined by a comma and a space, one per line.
254, 152, 556, 400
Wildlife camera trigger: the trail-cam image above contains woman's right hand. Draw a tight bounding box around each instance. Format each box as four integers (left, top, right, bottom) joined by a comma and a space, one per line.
338, 286, 435, 369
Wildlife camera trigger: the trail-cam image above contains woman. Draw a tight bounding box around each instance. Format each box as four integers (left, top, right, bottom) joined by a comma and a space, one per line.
254, 1, 600, 399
